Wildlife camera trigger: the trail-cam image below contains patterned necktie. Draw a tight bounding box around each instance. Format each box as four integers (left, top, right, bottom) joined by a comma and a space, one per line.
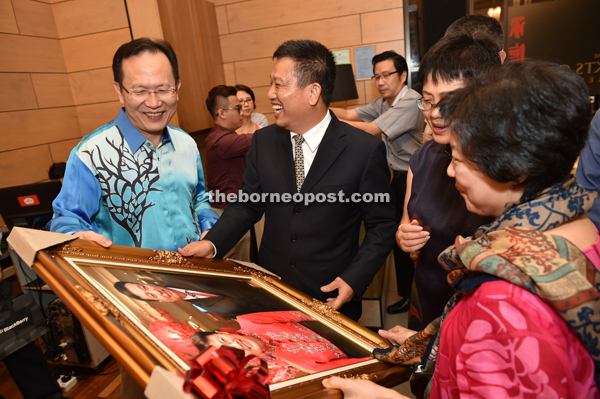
292, 134, 305, 192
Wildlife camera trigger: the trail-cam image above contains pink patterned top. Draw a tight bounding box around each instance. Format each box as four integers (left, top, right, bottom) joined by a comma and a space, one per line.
429, 280, 599, 398
584, 227, 600, 268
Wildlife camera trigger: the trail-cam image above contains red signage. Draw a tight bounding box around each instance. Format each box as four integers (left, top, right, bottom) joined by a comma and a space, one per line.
17, 195, 40, 207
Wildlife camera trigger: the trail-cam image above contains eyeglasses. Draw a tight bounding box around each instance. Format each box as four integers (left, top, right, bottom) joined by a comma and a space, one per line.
220, 105, 242, 114
239, 98, 253, 105
416, 98, 440, 111
371, 71, 398, 81
119, 83, 177, 100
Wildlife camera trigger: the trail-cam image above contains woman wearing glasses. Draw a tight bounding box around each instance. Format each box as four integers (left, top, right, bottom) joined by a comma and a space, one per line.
390, 35, 501, 336
325, 59, 599, 399
235, 84, 268, 134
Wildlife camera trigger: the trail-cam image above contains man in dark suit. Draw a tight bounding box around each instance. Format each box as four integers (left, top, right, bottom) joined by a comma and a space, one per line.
178, 40, 396, 321
114, 272, 295, 319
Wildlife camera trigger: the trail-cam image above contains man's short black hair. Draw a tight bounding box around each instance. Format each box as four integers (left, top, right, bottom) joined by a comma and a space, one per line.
112, 37, 179, 85
273, 40, 336, 106
234, 84, 256, 103
441, 60, 591, 197
418, 34, 501, 86
372, 51, 409, 84
445, 15, 504, 52
206, 85, 237, 118
48, 162, 66, 180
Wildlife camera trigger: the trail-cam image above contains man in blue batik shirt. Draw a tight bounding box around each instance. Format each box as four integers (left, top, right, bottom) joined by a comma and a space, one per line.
49, 37, 219, 399
48, 38, 217, 252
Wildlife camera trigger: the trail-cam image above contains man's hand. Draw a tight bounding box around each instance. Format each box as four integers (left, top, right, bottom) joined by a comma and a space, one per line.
396, 219, 429, 252
378, 325, 417, 346
320, 277, 354, 310
178, 240, 214, 258
322, 376, 407, 399
73, 231, 112, 248
200, 229, 210, 239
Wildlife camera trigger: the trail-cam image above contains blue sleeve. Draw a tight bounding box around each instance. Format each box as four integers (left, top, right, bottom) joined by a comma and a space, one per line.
47, 152, 102, 234
577, 112, 600, 229
193, 153, 219, 232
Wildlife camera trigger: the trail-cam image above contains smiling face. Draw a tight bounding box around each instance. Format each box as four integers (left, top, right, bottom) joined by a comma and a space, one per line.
421, 73, 464, 145
373, 59, 406, 103
206, 331, 266, 357
113, 51, 180, 142
447, 134, 524, 217
267, 57, 315, 134
124, 283, 186, 302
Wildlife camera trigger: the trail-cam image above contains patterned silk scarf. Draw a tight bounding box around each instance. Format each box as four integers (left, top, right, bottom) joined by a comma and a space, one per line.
373, 177, 600, 393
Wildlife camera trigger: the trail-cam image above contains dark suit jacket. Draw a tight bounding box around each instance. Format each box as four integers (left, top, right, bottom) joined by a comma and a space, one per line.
205, 112, 397, 320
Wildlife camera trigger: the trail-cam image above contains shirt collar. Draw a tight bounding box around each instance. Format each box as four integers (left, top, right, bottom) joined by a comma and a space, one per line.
391, 85, 409, 107
290, 112, 331, 153
115, 107, 172, 153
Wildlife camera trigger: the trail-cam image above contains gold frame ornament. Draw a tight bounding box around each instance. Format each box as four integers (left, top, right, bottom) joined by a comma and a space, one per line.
31, 239, 409, 398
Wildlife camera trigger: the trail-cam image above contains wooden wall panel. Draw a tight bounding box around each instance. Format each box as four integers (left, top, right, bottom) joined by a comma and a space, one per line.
75, 101, 122, 135
69, 68, 116, 105
226, 0, 401, 33
375, 40, 405, 56
0, 145, 54, 188
251, 86, 271, 115
31, 73, 75, 108
220, 15, 361, 63
213, 0, 248, 5
0, 107, 81, 151
0, 73, 38, 112
223, 63, 236, 86
361, 8, 404, 44
215, 5, 228, 35
0, 34, 66, 72
234, 58, 274, 88
157, 0, 225, 132
0, 0, 20, 34
49, 138, 80, 162
125, 0, 164, 39
12, 0, 58, 38
52, 0, 128, 38
60, 28, 131, 72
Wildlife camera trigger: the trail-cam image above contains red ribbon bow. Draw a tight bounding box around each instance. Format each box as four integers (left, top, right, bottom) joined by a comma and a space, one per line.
183, 346, 270, 399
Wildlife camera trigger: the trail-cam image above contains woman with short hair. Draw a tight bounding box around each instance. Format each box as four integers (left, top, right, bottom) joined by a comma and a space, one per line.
324, 60, 600, 399
235, 84, 268, 134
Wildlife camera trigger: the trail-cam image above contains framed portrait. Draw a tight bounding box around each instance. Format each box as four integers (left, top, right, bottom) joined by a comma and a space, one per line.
29, 239, 409, 398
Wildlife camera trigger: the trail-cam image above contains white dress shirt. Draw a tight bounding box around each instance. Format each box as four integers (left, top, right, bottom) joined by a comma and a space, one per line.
290, 112, 332, 177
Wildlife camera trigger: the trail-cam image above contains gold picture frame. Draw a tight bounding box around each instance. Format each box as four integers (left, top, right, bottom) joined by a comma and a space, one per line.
31, 239, 410, 398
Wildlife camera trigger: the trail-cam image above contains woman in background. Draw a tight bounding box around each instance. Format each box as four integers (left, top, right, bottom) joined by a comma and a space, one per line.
235, 84, 267, 134
325, 61, 600, 399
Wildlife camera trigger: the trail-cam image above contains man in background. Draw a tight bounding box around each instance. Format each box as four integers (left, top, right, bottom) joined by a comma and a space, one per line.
445, 14, 506, 63
204, 85, 253, 261
331, 51, 424, 315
